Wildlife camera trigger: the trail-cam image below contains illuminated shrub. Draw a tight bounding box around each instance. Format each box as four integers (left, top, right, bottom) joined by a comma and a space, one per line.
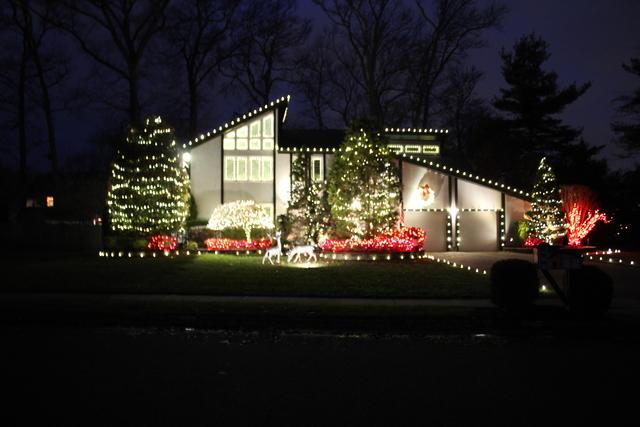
319, 226, 426, 253
204, 238, 272, 251
147, 235, 178, 251
490, 259, 540, 311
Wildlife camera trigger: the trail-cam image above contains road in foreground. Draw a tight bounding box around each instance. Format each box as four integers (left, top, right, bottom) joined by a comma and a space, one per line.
2, 324, 638, 426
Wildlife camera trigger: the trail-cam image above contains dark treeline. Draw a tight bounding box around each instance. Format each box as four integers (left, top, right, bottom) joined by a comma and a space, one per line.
0, 0, 638, 240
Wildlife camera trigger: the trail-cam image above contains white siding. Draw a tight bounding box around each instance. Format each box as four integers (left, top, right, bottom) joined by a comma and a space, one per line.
402, 162, 449, 210
275, 153, 291, 216
458, 211, 499, 251
457, 178, 501, 210
190, 135, 221, 220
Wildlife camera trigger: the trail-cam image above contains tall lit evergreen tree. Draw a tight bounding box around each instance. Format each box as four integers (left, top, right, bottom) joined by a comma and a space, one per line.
493, 33, 590, 158
107, 116, 190, 236
327, 121, 400, 238
526, 157, 566, 243
286, 154, 329, 244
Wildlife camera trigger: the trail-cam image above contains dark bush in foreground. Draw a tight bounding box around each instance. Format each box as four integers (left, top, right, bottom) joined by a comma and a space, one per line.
490, 259, 540, 311
566, 266, 613, 317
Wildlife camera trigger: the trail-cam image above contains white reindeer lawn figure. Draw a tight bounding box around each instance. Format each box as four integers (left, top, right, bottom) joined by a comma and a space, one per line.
287, 245, 317, 263
262, 232, 282, 265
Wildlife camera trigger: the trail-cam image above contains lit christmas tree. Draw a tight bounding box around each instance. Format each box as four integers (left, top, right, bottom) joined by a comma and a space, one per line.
107, 116, 190, 236
525, 157, 566, 244
286, 154, 330, 244
327, 121, 400, 238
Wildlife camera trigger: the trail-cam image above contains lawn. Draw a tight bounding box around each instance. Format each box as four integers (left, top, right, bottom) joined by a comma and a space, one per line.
4, 253, 490, 298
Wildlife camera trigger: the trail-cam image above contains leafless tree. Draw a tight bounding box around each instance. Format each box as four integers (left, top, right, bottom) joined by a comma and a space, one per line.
314, 0, 414, 125
408, 0, 506, 127
55, 0, 169, 128
165, 0, 240, 139
225, 0, 310, 106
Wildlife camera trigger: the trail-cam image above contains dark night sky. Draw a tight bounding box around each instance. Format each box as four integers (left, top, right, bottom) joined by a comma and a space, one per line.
298, 0, 640, 171
23, 0, 640, 173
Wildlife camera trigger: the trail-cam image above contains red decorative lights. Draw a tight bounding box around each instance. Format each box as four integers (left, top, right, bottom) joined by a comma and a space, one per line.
204, 238, 272, 251
319, 226, 426, 253
148, 235, 178, 251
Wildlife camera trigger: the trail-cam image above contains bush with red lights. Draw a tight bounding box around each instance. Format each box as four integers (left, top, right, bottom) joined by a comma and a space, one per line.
147, 235, 178, 251
204, 238, 272, 251
319, 226, 426, 253
524, 236, 545, 247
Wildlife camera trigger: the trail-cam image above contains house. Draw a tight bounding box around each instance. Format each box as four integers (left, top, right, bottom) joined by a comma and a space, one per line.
184, 95, 531, 251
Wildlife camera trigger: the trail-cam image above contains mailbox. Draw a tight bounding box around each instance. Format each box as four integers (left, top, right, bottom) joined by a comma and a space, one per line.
534, 244, 584, 270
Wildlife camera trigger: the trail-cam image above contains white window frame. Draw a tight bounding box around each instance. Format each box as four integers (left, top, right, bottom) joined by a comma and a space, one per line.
249, 156, 261, 182
262, 114, 274, 138
236, 138, 248, 150
236, 157, 247, 181
262, 138, 274, 150
250, 121, 261, 138
388, 144, 403, 154
311, 155, 323, 182
237, 125, 248, 138
261, 156, 273, 181
224, 156, 236, 181
249, 138, 261, 150
404, 145, 421, 154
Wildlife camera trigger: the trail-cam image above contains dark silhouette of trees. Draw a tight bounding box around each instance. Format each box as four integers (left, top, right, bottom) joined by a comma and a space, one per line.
493, 33, 591, 157
313, 0, 413, 125
55, 0, 169, 129
408, 0, 506, 127
165, 0, 240, 140
612, 57, 640, 152
225, 0, 310, 106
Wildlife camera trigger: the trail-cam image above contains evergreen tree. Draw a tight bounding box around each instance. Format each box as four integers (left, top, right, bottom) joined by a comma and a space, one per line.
493, 33, 590, 160
612, 57, 640, 151
526, 157, 566, 243
327, 120, 400, 238
107, 116, 190, 236
286, 154, 329, 244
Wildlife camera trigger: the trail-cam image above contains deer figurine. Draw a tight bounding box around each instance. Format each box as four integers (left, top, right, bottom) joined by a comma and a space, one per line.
262, 231, 282, 265
287, 244, 317, 263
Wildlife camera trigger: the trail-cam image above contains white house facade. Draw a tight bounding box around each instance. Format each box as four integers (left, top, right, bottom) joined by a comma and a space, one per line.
184, 95, 531, 251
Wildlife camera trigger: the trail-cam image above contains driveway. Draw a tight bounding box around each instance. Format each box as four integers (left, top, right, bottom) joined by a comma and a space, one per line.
429, 250, 640, 303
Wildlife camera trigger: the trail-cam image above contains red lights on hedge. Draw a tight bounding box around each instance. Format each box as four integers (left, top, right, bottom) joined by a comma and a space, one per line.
204, 238, 272, 251
524, 236, 545, 247
147, 235, 178, 251
319, 226, 426, 253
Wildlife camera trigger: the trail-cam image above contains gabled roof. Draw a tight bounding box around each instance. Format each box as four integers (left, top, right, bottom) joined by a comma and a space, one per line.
399, 154, 532, 201
183, 95, 290, 149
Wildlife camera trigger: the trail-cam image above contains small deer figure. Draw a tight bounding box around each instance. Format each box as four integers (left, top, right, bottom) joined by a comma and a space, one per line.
287, 245, 317, 263
262, 231, 282, 265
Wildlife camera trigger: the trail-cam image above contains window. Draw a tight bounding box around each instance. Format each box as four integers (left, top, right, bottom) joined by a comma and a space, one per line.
388, 144, 403, 154
262, 114, 274, 137
261, 157, 273, 181
223, 131, 235, 150
236, 138, 248, 150
262, 138, 274, 150
224, 156, 236, 180
236, 157, 247, 181
237, 125, 248, 138
250, 138, 261, 150
404, 145, 421, 154
311, 156, 323, 181
250, 121, 261, 138
250, 157, 261, 181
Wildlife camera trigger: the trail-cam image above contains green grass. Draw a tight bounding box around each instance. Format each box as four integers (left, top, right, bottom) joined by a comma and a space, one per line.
3, 253, 490, 298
